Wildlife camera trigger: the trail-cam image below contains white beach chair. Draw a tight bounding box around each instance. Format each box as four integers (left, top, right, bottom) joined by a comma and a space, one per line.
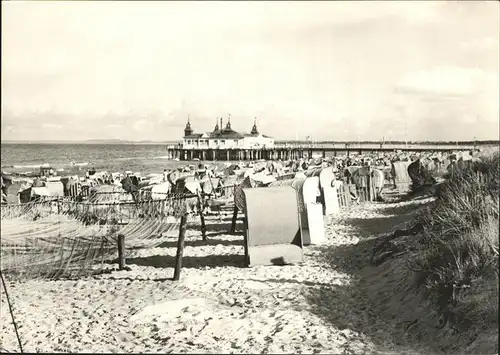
242, 186, 303, 267
302, 176, 326, 245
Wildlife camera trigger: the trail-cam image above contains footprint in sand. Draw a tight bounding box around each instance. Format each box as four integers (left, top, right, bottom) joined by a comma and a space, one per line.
129, 298, 217, 324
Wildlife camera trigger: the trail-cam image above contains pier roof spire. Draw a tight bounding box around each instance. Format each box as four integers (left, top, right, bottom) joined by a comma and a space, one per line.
213, 118, 219, 132
225, 114, 232, 131
184, 115, 193, 136
251, 117, 259, 135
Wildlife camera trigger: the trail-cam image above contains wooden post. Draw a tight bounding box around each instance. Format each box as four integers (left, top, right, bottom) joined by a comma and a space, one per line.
243, 215, 250, 267
367, 168, 372, 202
197, 194, 207, 241
230, 205, 238, 233
173, 214, 188, 281
117, 234, 127, 270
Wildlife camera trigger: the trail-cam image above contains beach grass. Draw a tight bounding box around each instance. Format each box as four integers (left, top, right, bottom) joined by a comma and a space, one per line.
410, 149, 499, 346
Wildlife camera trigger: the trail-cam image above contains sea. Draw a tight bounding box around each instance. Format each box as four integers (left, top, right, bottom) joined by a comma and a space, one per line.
0, 143, 211, 177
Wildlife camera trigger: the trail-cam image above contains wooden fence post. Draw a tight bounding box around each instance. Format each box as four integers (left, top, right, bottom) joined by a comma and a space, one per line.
242, 215, 250, 267
230, 205, 239, 233
117, 234, 128, 270
200, 211, 207, 241
367, 171, 372, 202
197, 193, 207, 241
173, 213, 188, 281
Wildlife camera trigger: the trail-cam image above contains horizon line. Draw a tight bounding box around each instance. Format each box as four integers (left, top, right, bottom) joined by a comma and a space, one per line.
1, 139, 499, 144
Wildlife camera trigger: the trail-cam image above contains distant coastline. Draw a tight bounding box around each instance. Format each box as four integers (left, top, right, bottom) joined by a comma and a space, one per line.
0, 139, 176, 145
1, 139, 499, 146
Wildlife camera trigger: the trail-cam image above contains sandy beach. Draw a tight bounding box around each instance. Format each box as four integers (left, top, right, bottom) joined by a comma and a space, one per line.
1, 188, 448, 354
3, 1, 499, 352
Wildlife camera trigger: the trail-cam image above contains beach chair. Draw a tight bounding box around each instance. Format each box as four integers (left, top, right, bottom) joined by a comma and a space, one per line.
268, 177, 311, 245
200, 177, 219, 196
66, 179, 82, 199
268, 178, 296, 188
4, 182, 22, 204
352, 166, 371, 202
242, 186, 303, 267
334, 180, 350, 208
150, 182, 171, 200
45, 181, 64, 198
228, 176, 253, 230
391, 161, 412, 193
319, 167, 340, 215
173, 176, 201, 195
302, 176, 326, 245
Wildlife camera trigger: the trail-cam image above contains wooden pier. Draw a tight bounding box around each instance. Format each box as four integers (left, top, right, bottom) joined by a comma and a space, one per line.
166, 142, 483, 162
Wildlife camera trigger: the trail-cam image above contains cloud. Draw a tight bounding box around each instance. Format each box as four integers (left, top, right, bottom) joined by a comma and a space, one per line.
460, 37, 498, 51
41, 123, 63, 129
396, 66, 486, 96
385, 66, 499, 141
1, 2, 498, 141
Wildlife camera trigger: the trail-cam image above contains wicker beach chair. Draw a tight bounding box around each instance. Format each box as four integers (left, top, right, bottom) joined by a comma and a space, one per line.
302, 176, 326, 245
391, 160, 412, 193
319, 167, 340, 215
241, 186, 303, 267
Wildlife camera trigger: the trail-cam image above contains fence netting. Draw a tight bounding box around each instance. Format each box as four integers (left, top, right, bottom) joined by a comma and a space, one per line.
0, 192, 201, 281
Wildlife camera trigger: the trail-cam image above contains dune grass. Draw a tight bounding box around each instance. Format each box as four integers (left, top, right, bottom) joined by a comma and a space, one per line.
410, 150, 499, 344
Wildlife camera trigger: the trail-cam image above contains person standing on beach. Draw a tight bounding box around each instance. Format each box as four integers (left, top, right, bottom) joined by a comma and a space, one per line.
163, 169, 169, 182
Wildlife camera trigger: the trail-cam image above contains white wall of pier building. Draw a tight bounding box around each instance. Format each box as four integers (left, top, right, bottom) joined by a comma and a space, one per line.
182, 119, 274, 150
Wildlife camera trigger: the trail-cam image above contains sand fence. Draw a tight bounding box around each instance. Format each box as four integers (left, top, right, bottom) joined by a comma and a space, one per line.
0, 193, 203, 281
1, 166, 389, 282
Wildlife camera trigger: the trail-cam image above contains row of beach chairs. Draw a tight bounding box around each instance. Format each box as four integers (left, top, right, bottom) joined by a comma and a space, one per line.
220, 167, 385, 267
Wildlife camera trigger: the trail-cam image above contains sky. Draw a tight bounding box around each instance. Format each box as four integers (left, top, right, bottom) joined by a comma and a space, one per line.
1, 1, 499, 142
